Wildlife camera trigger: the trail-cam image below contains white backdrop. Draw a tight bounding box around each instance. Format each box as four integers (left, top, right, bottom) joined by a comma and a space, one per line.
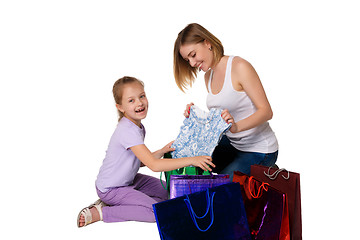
1, 0, 359, 239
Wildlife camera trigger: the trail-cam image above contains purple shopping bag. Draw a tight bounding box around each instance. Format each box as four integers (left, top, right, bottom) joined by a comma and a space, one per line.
170, 174, 231, 199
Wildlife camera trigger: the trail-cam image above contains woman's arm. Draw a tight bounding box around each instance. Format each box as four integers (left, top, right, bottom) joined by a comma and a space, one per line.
223, 57, 273, 133
130, 144, 214, 172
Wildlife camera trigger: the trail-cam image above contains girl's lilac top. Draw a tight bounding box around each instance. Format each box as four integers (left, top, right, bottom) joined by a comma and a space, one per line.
96, 117, 145, 193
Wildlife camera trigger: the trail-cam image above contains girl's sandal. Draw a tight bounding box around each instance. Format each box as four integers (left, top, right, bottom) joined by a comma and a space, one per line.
77, 199, 106, 228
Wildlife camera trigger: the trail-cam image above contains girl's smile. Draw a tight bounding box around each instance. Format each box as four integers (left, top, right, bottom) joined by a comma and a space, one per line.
135, 107, 145, 113
116, 82, 148, 127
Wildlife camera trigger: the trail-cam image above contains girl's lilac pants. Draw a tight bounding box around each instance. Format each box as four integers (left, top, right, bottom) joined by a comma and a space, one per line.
96, 173, 168, 223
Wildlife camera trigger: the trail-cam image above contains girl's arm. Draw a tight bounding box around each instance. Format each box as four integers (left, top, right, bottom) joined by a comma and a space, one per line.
130, 144, 214, 172
222, 57, 273, 133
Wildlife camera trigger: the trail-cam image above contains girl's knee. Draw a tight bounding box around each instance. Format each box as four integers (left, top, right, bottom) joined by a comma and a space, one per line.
141, 207, 156, 222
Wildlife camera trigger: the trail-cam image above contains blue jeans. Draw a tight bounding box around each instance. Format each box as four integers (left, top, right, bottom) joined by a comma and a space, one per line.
212, 136, 278, 179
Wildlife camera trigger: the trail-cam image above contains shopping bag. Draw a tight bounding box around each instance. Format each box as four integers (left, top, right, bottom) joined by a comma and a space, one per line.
169, 173, 230, 199
153, 182, 251, 240
251, 165, 302, 240
160, 152, 210, 192
233, 171, 290, 240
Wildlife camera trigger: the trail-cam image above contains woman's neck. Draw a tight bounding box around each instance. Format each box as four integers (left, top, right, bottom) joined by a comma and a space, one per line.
210, 55, 227, 72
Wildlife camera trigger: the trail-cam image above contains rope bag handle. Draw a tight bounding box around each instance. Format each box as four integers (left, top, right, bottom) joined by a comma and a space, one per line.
248, 176, 269, 199
160, 168, 185, 190
263, 166, 290, 180
184, 188, 216, 232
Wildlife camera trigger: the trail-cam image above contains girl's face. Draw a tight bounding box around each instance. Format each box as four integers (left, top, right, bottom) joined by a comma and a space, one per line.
116, 82, 148, 127
179, 40, 214, 72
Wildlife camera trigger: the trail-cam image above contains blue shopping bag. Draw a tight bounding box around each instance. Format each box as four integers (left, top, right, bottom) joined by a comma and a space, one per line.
153, 182, 251, 240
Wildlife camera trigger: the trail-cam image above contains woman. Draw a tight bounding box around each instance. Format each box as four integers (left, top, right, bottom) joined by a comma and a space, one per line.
173, 23, 278, 178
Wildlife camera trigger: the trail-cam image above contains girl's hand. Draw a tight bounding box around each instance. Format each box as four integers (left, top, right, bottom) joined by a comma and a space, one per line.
221, 109, 238, 133
152, 141, 175, 159
161, 141, 175, 155
191, 156, 215, 171
184, 102, 194, 118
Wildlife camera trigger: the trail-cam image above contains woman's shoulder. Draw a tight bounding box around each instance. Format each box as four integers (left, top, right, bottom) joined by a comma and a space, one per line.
232, 56, 252, 68
231, 56, 256, 75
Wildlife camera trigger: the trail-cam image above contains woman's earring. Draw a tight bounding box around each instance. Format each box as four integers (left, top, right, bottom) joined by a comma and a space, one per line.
209, 47, 212, 51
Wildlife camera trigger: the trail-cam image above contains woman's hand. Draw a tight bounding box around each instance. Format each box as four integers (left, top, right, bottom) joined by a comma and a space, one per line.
221, 109, 239, 133
183, 102, 194, 118
191, 156, 215, 171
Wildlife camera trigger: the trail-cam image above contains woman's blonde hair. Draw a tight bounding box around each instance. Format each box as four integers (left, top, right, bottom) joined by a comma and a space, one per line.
113, 76, 144, 121
173, 23, 224, 92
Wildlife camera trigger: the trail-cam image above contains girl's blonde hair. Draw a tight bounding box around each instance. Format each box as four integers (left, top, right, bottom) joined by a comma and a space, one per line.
173, 23, 224, 92
113, 76, 144, 121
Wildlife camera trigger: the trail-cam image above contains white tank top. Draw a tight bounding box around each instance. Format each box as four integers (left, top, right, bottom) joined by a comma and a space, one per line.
206, 56, 278, 153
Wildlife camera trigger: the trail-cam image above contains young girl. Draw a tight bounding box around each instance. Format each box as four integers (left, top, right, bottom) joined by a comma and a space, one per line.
174, 23, 278, 178
77, 76, 214, 227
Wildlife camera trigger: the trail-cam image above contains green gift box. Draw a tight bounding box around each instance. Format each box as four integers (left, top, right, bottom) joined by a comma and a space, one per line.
161, 153, 211, 192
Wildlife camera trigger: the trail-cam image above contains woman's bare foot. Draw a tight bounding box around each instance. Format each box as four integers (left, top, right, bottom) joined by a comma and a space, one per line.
78, 206, 101, 227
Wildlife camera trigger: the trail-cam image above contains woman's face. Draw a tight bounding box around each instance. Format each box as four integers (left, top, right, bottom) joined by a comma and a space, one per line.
179, 40, 214, 72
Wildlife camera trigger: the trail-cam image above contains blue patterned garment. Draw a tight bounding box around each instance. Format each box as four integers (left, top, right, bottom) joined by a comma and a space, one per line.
171, 105, 231, 158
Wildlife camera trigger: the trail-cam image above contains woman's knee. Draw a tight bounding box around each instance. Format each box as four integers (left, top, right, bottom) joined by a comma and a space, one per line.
259, 151, 278, 167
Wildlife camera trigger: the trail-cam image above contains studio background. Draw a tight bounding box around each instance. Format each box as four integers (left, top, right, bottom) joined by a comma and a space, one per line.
1, 0, 359, 239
